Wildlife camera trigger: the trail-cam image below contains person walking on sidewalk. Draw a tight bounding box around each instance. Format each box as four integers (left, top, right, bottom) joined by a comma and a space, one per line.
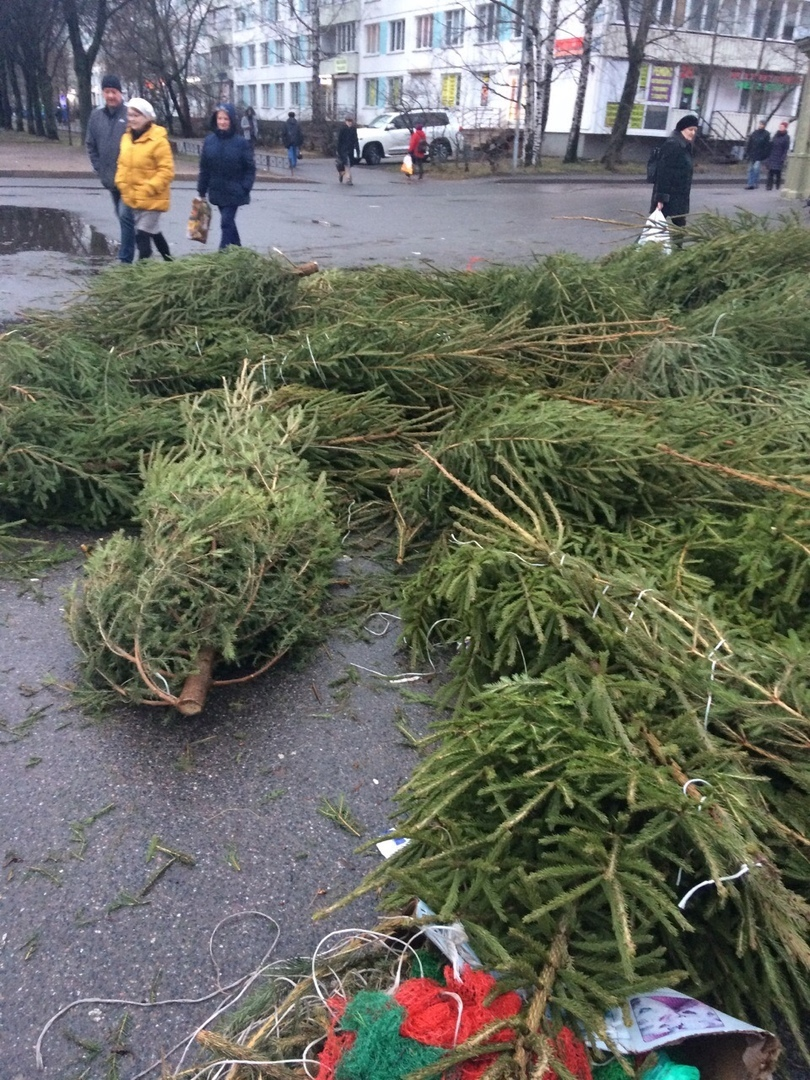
651, 114, 697, 240
241, 106, 259, 146
85, 74, 135, 263
743, 121, 770, 189
282, 111, 304, 174
336, 116, 359, 185
114, 98, 174, 262
407, 123, 429, 180
197, 103, 256, 249
765, 122, 790, 190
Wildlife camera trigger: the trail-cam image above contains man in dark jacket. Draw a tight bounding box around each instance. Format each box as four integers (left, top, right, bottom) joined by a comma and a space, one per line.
336, 116, 360, 186
282, 111, 304, 174
651, 113, 697, 238
197, 103, 256, 249
765, 122, 790, 190
744, 121, 771, 189
85, 74, 135, 263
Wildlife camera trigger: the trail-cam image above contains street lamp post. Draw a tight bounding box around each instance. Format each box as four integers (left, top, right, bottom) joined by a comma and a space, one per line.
782, 35, 810, 199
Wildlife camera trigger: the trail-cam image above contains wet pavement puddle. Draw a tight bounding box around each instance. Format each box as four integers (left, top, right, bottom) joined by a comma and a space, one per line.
0, 205, 115, 256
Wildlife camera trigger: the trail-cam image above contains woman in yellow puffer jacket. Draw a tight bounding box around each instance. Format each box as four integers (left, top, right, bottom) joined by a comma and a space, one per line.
115, 97, 175, 261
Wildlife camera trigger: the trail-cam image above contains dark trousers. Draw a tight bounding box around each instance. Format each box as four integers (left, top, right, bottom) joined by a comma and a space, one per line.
766, 169, 783, 190
111, 190, 135, 263
413, 156, 425, 178
135, 230, 171, 260
219, 205, 241, 249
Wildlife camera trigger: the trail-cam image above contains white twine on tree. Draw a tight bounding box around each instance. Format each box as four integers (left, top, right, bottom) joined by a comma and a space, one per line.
677, 861, 761, 910
682, 777, 710, 810
623, 588, 652, 634
704, 638, 727, 728
592, 584, 610, 619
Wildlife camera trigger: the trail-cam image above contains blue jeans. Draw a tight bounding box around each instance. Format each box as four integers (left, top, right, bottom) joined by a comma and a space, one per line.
287, 145, 299, 169
746, 160, 762, 188
219, 205, 241, 249
111, 189, 135, 263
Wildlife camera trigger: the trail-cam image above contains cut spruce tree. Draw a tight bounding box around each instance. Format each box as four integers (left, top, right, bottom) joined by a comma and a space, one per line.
69, 374, 340, 713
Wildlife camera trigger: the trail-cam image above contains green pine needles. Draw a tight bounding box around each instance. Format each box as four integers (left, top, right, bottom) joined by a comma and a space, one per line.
69, 373, 340, 711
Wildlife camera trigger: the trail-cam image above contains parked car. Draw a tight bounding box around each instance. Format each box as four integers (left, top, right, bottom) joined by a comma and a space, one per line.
355, 111, 463, 165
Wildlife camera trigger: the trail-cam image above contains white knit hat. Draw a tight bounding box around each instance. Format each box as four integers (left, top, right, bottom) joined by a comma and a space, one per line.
126, 97, 156, 121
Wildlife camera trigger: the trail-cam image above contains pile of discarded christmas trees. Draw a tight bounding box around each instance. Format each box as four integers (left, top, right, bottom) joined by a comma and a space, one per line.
2, 216, 810, 1075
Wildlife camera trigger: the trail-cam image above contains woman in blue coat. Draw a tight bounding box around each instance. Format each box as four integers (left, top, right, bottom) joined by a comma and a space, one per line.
197, 103, 256, 249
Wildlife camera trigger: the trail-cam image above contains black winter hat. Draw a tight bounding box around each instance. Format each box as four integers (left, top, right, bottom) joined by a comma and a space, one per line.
675, 114, 699, 131
101, 74, 123, 91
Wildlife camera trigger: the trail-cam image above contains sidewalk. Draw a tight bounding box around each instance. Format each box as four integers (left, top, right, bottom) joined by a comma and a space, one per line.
0, 130, 747, 185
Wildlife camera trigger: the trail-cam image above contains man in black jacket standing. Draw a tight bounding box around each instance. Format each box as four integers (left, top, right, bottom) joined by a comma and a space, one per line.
744, 121, 771, 189
651, 114, 698, 238
86, 74, 135, 263
336, 116, 360, 186
282, 111, 303, 175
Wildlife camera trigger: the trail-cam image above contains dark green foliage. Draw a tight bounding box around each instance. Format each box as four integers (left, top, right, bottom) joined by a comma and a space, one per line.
63, 247, 299, 343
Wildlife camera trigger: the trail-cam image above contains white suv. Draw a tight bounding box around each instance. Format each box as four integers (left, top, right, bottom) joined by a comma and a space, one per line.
356, 111, 463, 165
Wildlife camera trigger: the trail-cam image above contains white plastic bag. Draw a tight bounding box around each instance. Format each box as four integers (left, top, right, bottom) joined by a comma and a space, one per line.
401, 153, 414, 176
638, 207, 671, 253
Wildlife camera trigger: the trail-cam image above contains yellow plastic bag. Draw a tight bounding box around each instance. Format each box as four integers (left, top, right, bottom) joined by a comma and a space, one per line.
401, 153, 414, 176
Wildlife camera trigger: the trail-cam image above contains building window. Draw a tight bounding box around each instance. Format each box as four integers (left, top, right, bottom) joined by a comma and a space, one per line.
305, 81, 313, 107
211, 44, 230, 70
476, 3, 498, 41
261, 41, 271, 65
365, 23, 381, 52
336, 21, 357, 51
365, 77, 381, 106
388, 19, 406, 50
261, 0, 280, 19
441, 72, 461, 105
248, 83, 257, 105
262, 83, 271, 107
445, 8, 465, 45
479, 71, 491, 104
290, 35, 310, 62
388, 75, 403, 105
510, 0, 524, 35
416, 13, 434, 47
242, 44, 256, 67
291, 81, 301, 106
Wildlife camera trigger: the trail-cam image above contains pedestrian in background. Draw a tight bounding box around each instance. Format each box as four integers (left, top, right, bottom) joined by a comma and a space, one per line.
241, 106, 259, 146
85, 74, 135, 263
651, 114, 698, 239
766, 122, 790, 190
114, 98, 174, 261
744, 121, 770, 189
282, 111, 304, 174
407, 122, 429, 180
336, 116, 359, 186
197, 103, 256, 249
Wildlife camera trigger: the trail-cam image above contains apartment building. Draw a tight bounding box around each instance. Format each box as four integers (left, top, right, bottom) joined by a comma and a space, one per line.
211, 0, 807, 152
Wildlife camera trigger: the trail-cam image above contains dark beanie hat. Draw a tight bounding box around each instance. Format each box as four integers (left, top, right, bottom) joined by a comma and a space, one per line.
675, 114, 699, 131
101, 74, 122, 91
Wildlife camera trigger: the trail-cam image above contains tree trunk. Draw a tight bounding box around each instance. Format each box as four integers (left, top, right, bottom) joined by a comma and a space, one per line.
177, 646, 217, 716
9, 63, 25, 131
41, 71, 60, 139
601, 0, 657, 169
0, 55, 12, 129
539, 0, 561, 142
522, 0, 540, 165
563, 0, 601, 163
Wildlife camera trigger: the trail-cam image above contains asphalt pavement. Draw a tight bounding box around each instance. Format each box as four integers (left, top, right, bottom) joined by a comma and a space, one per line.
0, 134, 802, 1080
